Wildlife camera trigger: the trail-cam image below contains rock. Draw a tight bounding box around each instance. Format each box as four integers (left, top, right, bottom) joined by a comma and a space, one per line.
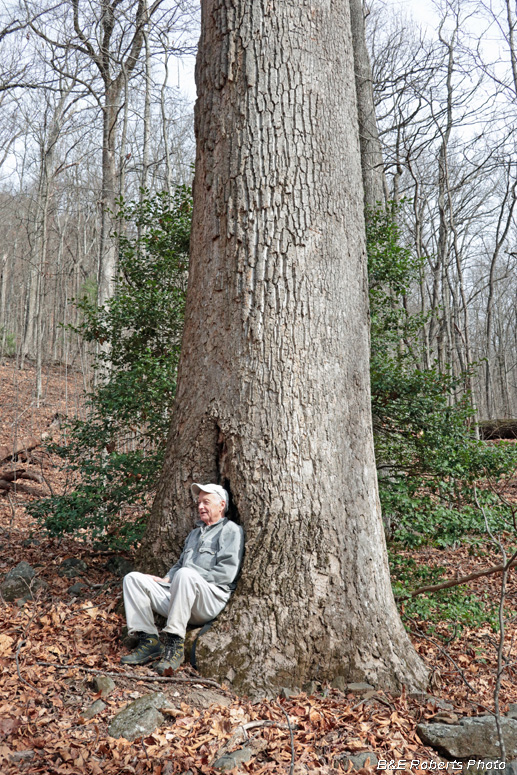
108, 692, 171, 741
279, 687, 300, 699
508, 705, 517, 720
212, 746, 254, 771
330, 676, 347, 691
94, 675, 116, 698
186, 688, 233, 709
1, 561, 47, 602
105, 556, 134, 577
67, 582, 88, 596
337, 751, 378, 770
303, 681, 319, 696
430, 711, 460, 725
82, 699, 107, 720
4, 561, 35, 583
9, 750, 35, 763
346, 682, 375, 694
93, 542, 110, 551
417, 716, 517, 758
410, 692, 455, 711
59, 558, 88, 578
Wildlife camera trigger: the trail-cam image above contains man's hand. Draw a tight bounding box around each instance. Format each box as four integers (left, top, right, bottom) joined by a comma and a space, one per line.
149, 575, 170, 583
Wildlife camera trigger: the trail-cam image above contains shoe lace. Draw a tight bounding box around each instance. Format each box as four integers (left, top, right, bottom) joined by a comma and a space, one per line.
164, 634, 183, 660
134, 632, 155, 654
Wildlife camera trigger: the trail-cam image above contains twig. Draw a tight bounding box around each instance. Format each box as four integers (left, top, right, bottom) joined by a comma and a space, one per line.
351, 692, 395, 712
37, 460, 54, 497
395, 557, 517, 601
474, 483, 507, 761
212, 720, 296, 764
409, 623, 492, 713
16, 639, 46, 696
278, 703, 295, 775
243, 720, 294, 732
7, 490, 16, 540
34, 661, 224, 688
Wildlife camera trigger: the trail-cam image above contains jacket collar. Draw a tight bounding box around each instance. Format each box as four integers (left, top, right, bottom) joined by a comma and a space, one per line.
195, 516, 227, 529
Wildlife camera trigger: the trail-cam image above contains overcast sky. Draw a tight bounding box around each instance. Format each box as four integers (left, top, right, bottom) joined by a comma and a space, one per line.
175, 0, 442, 103
175, 1, 503, 104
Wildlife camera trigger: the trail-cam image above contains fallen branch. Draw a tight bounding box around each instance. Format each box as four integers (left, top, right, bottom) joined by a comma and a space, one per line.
0, 479, 46, 497
19, 471, 44, 484
0, 468, 26, 482
0, 414, 61, 465
16, 639, 45, 696
395, 558, 517, 601
0, 437, 41, 465
212, 720, 296, 763
278, 703, 295, 775
35, 661, 224, 689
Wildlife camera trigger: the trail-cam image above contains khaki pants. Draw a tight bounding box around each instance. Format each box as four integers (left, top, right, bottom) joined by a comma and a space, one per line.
122, 568, 230, 638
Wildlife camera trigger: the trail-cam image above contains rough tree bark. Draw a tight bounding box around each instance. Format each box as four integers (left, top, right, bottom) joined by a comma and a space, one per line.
139, 0, 428, 697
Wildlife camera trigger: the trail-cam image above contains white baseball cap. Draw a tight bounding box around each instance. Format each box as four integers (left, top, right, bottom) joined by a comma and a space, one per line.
191, 483, 229, 512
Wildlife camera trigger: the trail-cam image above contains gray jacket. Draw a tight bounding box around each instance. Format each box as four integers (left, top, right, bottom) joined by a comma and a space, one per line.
167, 517, 244, 595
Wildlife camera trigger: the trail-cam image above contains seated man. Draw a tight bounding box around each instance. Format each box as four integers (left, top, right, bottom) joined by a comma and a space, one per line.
121, 483, 244, 675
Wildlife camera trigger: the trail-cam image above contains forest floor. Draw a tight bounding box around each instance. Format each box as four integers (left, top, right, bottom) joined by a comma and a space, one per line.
1, 360, 517, 774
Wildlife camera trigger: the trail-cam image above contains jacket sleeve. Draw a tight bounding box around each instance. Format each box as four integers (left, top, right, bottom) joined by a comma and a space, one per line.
205, 523, 245, 587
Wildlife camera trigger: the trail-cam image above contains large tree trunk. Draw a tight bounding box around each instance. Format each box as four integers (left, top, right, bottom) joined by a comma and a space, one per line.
139, 0, 427, 697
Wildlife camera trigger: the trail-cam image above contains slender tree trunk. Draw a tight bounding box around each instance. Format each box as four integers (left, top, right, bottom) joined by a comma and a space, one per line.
141, 22, 151, 194
97, 92, 119, 309
139, 0, 427, 697
349, 0, 387, 210
161, 48, 172, 195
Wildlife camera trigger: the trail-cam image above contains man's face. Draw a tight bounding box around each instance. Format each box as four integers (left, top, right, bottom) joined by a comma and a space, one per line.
197, 492, 225, 525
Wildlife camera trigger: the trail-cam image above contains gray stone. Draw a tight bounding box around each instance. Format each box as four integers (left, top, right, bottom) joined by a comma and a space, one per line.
94, 675, 116, 698
337, 751, 378, 770
67, 582, 88, 596
331, 676, 347, 691
346, 682, 375, 693
212, 747, 254, 771
9, 750, 35, 763
303, 681, 319, 696
4, 560, 35, 582
429, 711, 460, 725
105, 556, 134, 577
186, 688, 232, 709
82, 699, 107, 720
279, 687, 300, 699
1, 561, 46, 602
417, 716, 517, 758
410, 692, 454, 711
59, 558, 88, 578
508, 705, 517, 720
108, 692, 171, 741
93, 542, 110, 552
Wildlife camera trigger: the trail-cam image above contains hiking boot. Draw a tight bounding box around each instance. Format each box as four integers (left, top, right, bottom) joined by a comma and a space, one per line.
120, 631, 163, 665
155, 633, 185, 675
